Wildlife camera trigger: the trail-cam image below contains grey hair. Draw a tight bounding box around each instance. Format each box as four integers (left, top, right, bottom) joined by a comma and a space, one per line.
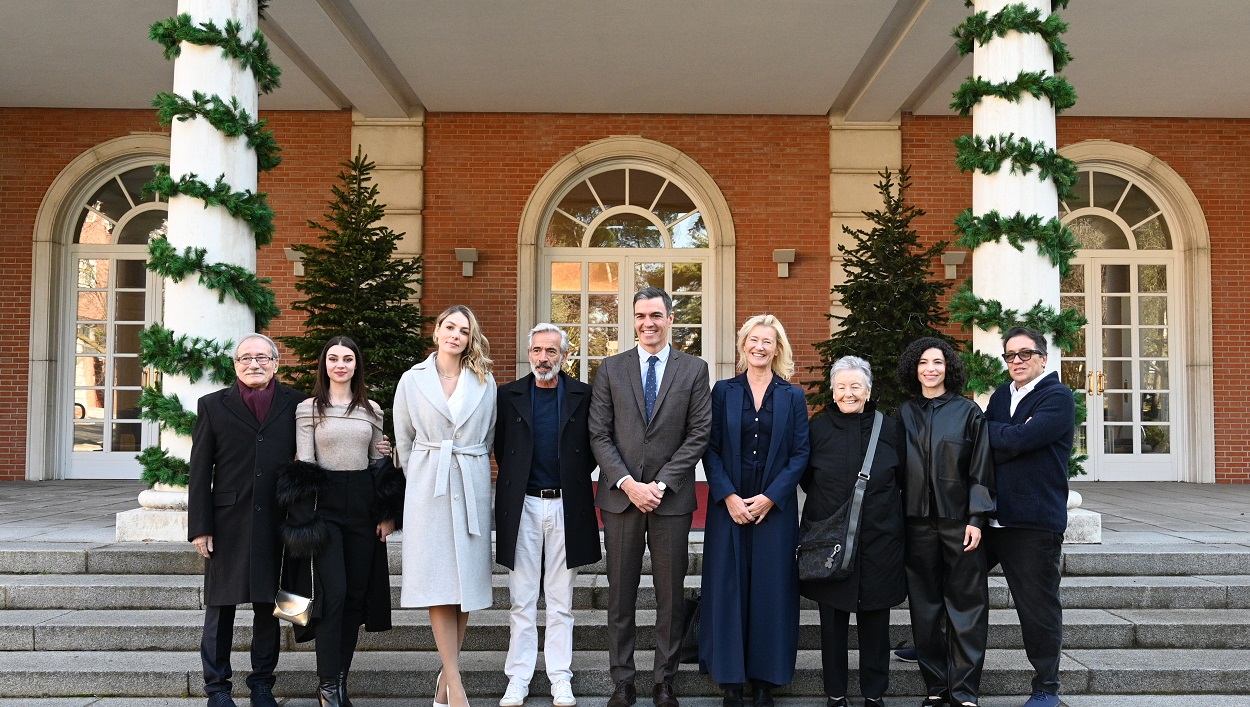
236, 333, 279, 359
830, 355, 872, 389
527, 322, 569, 353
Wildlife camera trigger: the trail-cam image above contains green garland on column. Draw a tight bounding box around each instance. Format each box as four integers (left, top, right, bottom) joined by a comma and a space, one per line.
954, 133, 1078, 199
953, 209, 1076, 275
951, 71, 1076, 116
137, 5, 283, 487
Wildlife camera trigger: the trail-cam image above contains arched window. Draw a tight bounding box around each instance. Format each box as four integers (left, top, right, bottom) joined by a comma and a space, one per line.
541, 166, 712, 382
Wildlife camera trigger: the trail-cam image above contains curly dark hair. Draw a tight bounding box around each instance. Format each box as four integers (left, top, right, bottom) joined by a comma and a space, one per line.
897, 336, 966, 397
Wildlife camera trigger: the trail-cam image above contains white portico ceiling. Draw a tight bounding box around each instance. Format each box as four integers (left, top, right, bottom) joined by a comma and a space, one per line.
1, 0, 1248, 120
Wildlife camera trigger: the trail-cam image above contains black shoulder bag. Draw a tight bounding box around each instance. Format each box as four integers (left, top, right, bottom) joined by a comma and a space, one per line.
796, 410, 883, 583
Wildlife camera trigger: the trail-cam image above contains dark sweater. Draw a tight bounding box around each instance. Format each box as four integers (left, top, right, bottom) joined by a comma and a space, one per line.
985, 372, 1075, 534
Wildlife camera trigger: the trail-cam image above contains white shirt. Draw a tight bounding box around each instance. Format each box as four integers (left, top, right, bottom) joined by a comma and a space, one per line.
1009, 374, 1043, 417
638, 343, 672, 391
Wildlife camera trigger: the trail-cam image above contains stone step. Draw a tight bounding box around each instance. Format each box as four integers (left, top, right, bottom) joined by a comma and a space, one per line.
3, 541, 1248, 577
1, 649, 1248, 698
3, 608, 1248, 653
4, 573, 1248, 613
2, 698, 1249, 707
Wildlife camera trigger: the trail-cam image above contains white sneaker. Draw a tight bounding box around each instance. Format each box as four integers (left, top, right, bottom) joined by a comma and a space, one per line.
551, 680, 576, 707
500, 681, 529, 707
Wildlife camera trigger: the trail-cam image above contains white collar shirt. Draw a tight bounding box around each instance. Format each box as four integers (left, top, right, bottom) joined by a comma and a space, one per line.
638, 343, 672, 391
1009, 374, 1043, 417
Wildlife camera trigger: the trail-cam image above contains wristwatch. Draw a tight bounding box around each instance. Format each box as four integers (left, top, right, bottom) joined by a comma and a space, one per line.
656, 481, 667, 493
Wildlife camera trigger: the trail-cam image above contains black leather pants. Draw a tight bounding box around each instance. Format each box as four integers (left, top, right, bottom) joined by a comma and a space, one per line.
904, 517, 988, 705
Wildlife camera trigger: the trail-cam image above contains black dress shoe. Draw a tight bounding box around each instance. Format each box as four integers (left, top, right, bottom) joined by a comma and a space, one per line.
921, 698, 945, 707
864, 698, 886, 707
752, 686, 773, 707
653, 681, 679, 707
248, 683, 278, 707
722, 686, 744, 707
607, 680, 637, 707
318, 676, 343, 707
826, 698, 848, 707
206, 693, 238, 707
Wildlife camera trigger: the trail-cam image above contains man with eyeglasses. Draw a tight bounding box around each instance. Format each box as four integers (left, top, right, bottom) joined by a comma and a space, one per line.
984, 326, 1075, 707
189, 333, 305, 707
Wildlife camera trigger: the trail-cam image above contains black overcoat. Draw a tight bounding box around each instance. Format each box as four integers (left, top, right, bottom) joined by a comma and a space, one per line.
493, 371, 602, 570
188, 382, 305, 606
798, 402, 906, 612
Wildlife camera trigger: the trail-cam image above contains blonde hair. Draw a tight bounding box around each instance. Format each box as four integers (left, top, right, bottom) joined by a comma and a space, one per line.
434, 305, 493, 382
734, 314, 795, 380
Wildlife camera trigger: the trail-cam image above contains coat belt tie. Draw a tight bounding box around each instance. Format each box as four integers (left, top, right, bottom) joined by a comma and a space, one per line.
413, 439, 490, 536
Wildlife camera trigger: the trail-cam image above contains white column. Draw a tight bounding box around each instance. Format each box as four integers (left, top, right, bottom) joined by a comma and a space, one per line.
163, 0, 259, 462
970, 0, 1062, 380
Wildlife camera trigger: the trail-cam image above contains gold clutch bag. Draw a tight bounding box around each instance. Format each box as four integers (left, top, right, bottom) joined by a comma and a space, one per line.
273, 587, 313, 626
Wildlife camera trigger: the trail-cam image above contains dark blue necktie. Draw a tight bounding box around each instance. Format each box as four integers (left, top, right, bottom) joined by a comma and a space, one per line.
644, 355, 659, 423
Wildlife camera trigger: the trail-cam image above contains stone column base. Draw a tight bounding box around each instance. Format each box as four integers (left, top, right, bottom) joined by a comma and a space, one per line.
1064, 508, 1102, 544
115, 508, 188, 543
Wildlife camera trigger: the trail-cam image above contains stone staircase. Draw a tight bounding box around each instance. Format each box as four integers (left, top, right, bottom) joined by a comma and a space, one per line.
1, 538, 1249, 701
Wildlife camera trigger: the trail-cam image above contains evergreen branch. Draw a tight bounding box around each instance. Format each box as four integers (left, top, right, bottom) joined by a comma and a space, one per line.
138, 383, 198, 437
954, 5, 1072, 72
137, 446, 191, 487
147, 237, 280, 328
953, 209, 1077, 276
961, 349, 1010, 396
951, 71, 1076, 116
953, 133, 1078, 200
152, 91, 281, 171
948, 281, 1087, 351
149, 14, 281, 93
963, 0, 1071, 11
139, 324, 235, 385
143, 164, 275, 245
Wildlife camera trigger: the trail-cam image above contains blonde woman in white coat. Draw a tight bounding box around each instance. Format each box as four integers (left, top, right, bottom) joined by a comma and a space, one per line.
394, 305, 497, 707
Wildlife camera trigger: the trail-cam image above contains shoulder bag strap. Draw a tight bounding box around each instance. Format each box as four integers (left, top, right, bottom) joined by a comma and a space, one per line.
838, 411, 884, 573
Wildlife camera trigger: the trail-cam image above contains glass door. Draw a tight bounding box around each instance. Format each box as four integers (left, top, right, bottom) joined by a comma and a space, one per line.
1061, 255, 1177, 480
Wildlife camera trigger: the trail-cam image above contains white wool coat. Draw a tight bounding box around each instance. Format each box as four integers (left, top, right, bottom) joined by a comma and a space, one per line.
394, 353, 497, 610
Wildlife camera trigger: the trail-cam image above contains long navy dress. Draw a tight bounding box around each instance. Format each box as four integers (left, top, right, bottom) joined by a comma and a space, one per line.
699, 373, 810, 687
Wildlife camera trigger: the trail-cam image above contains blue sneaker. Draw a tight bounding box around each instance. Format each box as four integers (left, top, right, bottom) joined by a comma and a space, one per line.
1023, 691, 1060, 707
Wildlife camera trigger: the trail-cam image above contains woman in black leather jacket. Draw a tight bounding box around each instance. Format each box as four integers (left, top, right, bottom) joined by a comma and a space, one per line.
895, 337, 994, 707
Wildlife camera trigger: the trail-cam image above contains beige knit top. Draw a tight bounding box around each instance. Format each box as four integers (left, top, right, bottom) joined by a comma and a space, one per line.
295, 398, 384, 471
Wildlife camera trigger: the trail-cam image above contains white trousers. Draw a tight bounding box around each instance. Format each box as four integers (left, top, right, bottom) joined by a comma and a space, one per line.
505, 495, 578, 685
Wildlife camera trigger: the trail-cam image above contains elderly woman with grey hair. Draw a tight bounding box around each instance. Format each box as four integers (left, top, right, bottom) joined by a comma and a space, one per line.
799, 356, 905, 707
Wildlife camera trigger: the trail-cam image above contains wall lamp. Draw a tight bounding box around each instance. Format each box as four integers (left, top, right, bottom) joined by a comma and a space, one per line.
773, 249, 796, 278
456, 248, 479, 277
941, 250, 967, 280
283, 247, 304, 276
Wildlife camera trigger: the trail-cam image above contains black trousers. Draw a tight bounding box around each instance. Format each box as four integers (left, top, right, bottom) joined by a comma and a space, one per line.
315, 468, 378, 680
986, 526, 1064, 695
904, 517, 988, 705
201, 602, 280, 695
816, 604, 891, 699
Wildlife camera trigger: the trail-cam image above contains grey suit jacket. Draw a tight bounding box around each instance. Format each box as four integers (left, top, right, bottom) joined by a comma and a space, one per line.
590, 346, 712, 515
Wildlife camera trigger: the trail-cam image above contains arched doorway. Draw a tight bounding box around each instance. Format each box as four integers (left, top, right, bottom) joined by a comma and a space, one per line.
1057, 143, 1212, 481
27, 134, 169, 480
517, 137, 736, 382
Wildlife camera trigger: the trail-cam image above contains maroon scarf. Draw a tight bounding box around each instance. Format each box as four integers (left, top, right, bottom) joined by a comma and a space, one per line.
237, 377, 276, 424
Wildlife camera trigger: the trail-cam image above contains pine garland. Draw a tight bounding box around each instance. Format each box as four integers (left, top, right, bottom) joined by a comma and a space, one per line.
950, 71, 1076, 116
138, 383, 197, 438
139, 324, 236, 385
147, 237, 280, 328
144, 164, 275, 245
960, 349, 1009, 396
953, 209, 1077, 276
153, 91, 281, 171
954, 133, 1079, 200
948, 281, 1087, 351
954, 4, 1072, 72
964, 0, 1069, 9
137, 446, 191, 488
149, 14, 281, 93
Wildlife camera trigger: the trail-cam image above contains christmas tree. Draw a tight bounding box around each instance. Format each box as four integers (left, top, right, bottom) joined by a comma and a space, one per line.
279, 149, 432, 435
809, 167, 954, 413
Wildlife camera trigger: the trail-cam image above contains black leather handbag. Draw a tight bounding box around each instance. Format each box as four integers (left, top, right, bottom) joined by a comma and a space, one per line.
796, 411, 883, 583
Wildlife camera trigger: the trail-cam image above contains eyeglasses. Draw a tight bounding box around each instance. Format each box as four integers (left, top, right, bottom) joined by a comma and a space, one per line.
235, 355, 274, 365
1001, 350, 1044, 363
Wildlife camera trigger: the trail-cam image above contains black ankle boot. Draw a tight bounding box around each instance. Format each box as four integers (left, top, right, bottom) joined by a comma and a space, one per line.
318, 677, 342, 707
338, 671, 353, 707
752, 686, 774, 707
722, 686, 744, 707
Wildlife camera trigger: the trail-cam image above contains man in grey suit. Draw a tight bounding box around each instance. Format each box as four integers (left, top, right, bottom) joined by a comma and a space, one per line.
590, 287, 712, 707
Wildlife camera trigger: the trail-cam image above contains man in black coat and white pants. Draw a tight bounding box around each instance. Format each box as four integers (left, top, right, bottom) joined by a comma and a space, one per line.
188, 333, 305, 707
494, 323, 602, 707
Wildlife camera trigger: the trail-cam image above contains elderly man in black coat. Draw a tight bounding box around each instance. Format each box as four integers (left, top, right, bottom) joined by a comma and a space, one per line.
494, 323, 602, 707
189, 333, 306, 707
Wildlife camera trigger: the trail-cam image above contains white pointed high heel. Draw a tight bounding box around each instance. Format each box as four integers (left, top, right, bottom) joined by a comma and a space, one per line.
434, 670, 448, 707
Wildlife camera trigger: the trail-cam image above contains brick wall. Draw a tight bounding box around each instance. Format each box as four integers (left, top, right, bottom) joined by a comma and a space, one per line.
902, 113, 1250, 483
0, 108, 350, 481
422, 113, 831, 383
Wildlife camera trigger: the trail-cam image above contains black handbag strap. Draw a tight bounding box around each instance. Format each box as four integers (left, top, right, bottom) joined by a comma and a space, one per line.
838, 411, 883, 574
